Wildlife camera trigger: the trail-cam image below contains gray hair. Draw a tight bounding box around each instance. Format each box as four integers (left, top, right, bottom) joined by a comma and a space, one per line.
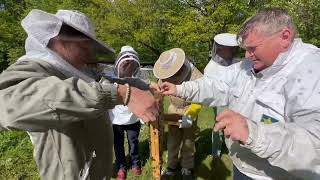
237, 8, 296, 45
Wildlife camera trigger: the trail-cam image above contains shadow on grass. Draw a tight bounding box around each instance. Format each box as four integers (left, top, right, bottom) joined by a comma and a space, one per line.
194, 128, 231, 180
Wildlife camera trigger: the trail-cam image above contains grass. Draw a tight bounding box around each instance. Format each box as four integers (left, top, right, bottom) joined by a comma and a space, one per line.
0, 102, 233, 180
0, 131, 39, 180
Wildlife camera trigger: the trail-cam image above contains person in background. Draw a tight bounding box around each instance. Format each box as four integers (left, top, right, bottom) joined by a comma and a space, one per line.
204, 33, 242, 159
160, 8, 320, 180
108, 46, 143, 180
205, 33, 241, 73
0, 9, 159, 180
152, 48, 202, 180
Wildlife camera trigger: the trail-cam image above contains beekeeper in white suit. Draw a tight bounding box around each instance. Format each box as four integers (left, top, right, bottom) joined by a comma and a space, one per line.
160, 8, 320, 180
205, 33, 242, 159
204, 33, 241, 74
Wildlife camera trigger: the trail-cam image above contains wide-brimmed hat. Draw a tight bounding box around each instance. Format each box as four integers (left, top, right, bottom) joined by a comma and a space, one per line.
153, 48, 187, 79
214, 33, 238, 47
21, 9, 114, 54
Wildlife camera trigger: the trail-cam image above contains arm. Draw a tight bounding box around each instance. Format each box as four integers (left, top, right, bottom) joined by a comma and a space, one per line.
245, 58, 320, 174
0, 73, 119, 132
0, 61, 158, 132
104, 76, 150, 90
176, 62, 240, 107
0, 61, 121, 131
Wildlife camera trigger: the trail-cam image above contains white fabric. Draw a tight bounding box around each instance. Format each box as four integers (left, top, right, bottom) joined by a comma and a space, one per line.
211, 34, 239, 61
19, 10, 95, 82
204, 55, 241, 115
115, 45, 140, 77
21, 9, 62, 54
176, 39, 320, 179
18, 9, 114, 82
120, 45, 137, 54
214, 33, 238, 46
109, 45, 141, 125
204, 55, 241, 73
108, 105, 139, 125
21, 9, 113, 57
56, 10, 96, 38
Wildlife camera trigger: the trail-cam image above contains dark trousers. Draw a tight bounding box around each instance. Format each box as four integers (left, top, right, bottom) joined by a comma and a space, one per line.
113, 122, 141, 170
233, 165, 252, 180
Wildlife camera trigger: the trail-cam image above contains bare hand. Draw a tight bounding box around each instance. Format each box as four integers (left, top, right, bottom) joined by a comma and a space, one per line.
160, 82, 177, 95
214, 109, 249, 144
149, 82, 161, 94
119, 85, 159, 122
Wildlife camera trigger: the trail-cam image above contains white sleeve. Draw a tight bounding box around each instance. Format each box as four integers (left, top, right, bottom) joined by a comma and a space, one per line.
245, 56, 320, 174
176, 61, 241, 107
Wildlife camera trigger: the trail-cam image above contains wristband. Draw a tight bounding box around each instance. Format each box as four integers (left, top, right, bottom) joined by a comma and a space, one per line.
124, 83, 131, 105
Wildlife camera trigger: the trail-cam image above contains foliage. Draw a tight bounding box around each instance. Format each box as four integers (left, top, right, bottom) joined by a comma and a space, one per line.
0, 0, 26, 71
0, 0, 319, 71
269, 0, 320, 47
0, 0, 319, 179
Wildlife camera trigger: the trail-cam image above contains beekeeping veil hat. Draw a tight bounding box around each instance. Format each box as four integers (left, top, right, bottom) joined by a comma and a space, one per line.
21, 9, 114, 55
114, 45, 140, 77
214, 33, 238, 47
210, 33, 238, 61
18, 9, 115, 82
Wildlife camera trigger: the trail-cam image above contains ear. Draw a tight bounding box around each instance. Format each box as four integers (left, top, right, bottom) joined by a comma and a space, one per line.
280, 27, 293, 50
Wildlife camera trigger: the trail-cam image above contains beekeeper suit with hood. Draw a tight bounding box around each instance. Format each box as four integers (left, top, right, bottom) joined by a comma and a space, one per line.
204, 33, 241, 75
0, 9, 159, 180
160, 8, 320, 180
204, 33, 243, 159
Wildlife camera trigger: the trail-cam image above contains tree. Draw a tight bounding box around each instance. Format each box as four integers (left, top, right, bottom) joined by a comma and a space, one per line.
0, 0, 319, 72
270, 0, 320, 47
0, 0, 27, 71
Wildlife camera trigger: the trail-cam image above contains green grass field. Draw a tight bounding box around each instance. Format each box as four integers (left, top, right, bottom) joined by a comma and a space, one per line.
0, 105, 233, 180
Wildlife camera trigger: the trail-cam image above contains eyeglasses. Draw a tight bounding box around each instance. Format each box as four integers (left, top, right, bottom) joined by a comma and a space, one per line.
241, 41, 263, 54
239, 30, 282, 54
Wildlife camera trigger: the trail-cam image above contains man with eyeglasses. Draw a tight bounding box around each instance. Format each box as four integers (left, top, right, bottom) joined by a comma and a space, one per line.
159, 8, 320, 180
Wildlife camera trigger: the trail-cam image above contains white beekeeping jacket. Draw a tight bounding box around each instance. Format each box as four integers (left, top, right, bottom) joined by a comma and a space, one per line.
176, 39, 320, 180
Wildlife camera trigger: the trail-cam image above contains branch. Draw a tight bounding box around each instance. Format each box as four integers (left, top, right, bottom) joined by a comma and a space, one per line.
137, 40, 161, 56
185, 0, 208, 17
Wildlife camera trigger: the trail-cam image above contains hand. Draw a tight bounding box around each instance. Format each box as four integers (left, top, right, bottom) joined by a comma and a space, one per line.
149, 82, 161, 94
214, 109, 249, 144
118, 85, 159, 122
179, 115, 193, 128
160, 82, 177, 95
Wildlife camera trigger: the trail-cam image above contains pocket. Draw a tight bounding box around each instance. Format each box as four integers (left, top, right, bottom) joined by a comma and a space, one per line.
256, 92, 285, 123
